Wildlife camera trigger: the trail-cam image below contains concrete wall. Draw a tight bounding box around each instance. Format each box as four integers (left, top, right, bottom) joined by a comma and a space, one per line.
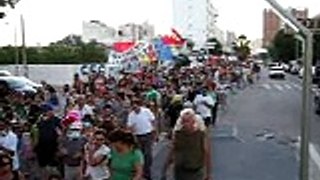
0, 64, 81, 86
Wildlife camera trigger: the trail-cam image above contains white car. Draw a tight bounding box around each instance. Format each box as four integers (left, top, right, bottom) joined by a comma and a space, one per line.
18, 76, 42, 88
0, 70, 12, 76
0, 76, 41, 95
269, 66, 286, 79
299, 66, 316, 78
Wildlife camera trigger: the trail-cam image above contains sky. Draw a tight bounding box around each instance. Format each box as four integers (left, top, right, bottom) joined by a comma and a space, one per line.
0, 0, 319, 46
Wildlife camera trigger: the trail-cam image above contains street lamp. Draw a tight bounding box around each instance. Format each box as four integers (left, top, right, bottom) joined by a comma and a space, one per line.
20, 14, 27, 77
263, 1, 313, 180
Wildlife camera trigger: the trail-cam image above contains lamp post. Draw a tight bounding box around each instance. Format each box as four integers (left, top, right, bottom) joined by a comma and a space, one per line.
263, 1, 313, 180
20, 14, 27, 77
14, 26, 19, 75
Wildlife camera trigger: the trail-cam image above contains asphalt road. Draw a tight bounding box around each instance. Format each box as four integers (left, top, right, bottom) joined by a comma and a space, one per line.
152, 68, 320, 180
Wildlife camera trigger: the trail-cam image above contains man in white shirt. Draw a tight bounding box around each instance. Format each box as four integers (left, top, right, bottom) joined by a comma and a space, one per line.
76, 95, 94, 121
0, 121, 19, 170
193, 89, 215, 127
127, 97, 155, 180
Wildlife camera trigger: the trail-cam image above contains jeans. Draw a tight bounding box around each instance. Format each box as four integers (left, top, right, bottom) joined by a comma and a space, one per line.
136, 133, 153, 180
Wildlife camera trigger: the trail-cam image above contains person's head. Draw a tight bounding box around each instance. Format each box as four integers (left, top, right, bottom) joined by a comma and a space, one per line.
93, 130, 107, 147
0, 151, 13, 176
74, 73, 80, 80
40, 103, 54, 119
63, 84, 70, 94
108, 129, 138, 152
102, 104, 113, 118
131, 97, 142, 113
179, 108, 197, 131
77, 95, 86, 107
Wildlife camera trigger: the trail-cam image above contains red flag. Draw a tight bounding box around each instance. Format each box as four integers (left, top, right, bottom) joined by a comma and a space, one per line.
161, 35, 184, 46
113, 41, 135, 53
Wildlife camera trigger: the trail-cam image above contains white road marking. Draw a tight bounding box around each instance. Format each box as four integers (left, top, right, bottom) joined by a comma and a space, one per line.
284, 84, 292, 90
262, 84, 271, 90
294, 137, 320, 175
310, 143, 320, 172
292, 83, 302, 90
274, 84, 284, 91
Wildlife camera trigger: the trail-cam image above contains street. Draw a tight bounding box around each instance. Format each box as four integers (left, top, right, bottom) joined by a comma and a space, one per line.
152, 68, 320, 180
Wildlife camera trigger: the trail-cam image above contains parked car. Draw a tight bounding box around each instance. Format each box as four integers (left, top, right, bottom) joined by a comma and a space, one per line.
0, 76, 41, 96
268, 62, 280, 69
0, 70, 12, 76
298, 66, 316, 79
289, 65, 300, 75
280, 63, 290, 72
269, 65, 285, 79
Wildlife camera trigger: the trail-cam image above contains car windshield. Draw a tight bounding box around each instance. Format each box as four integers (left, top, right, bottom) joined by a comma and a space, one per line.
6, 79, 26, 88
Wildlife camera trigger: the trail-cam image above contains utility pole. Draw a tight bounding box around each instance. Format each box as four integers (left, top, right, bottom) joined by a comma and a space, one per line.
14, 26, 19, 75
20, 14, 27, 77
263, 1, 313, 180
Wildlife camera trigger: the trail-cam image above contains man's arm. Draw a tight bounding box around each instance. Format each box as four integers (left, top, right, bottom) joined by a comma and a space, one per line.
126, 113, 135, 133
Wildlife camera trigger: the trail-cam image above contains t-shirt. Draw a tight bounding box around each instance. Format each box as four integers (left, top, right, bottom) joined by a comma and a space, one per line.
0, 131, 19, 170
110, 149, 144, 180
61, 137, 86, 166
37, 117, 60, 144
127, 107, 155, 135
193, 94, 215, 118
86, 144, 111, 180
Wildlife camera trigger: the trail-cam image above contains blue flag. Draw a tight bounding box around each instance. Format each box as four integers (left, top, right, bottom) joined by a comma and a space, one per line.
153, 39, 174, 62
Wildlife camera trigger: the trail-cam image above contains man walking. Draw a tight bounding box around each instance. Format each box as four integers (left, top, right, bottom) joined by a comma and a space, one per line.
127, 97, 155, 180
163, 108, 212, 180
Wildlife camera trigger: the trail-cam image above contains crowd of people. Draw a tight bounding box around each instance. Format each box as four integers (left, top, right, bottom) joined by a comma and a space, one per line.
0, 59, 261, 180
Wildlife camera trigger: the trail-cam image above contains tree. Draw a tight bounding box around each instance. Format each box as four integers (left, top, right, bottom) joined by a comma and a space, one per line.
77, 40, 106, 63
0, 34, 109, 64
206, 37, 223, 56
55, 34, 83, 46
269, 29, 296, 63
233, 35, 251, 61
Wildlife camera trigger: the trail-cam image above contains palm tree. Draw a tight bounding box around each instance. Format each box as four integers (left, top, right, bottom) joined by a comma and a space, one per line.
234, 35, 251, 61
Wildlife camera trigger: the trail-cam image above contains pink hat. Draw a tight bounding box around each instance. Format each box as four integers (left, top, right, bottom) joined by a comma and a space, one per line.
62, 110, 82, 127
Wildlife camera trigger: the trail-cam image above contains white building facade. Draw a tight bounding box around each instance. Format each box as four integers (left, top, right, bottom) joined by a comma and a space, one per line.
173, 0, 220, 49
118, 22, 155, 42
82, 20, 117, 45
